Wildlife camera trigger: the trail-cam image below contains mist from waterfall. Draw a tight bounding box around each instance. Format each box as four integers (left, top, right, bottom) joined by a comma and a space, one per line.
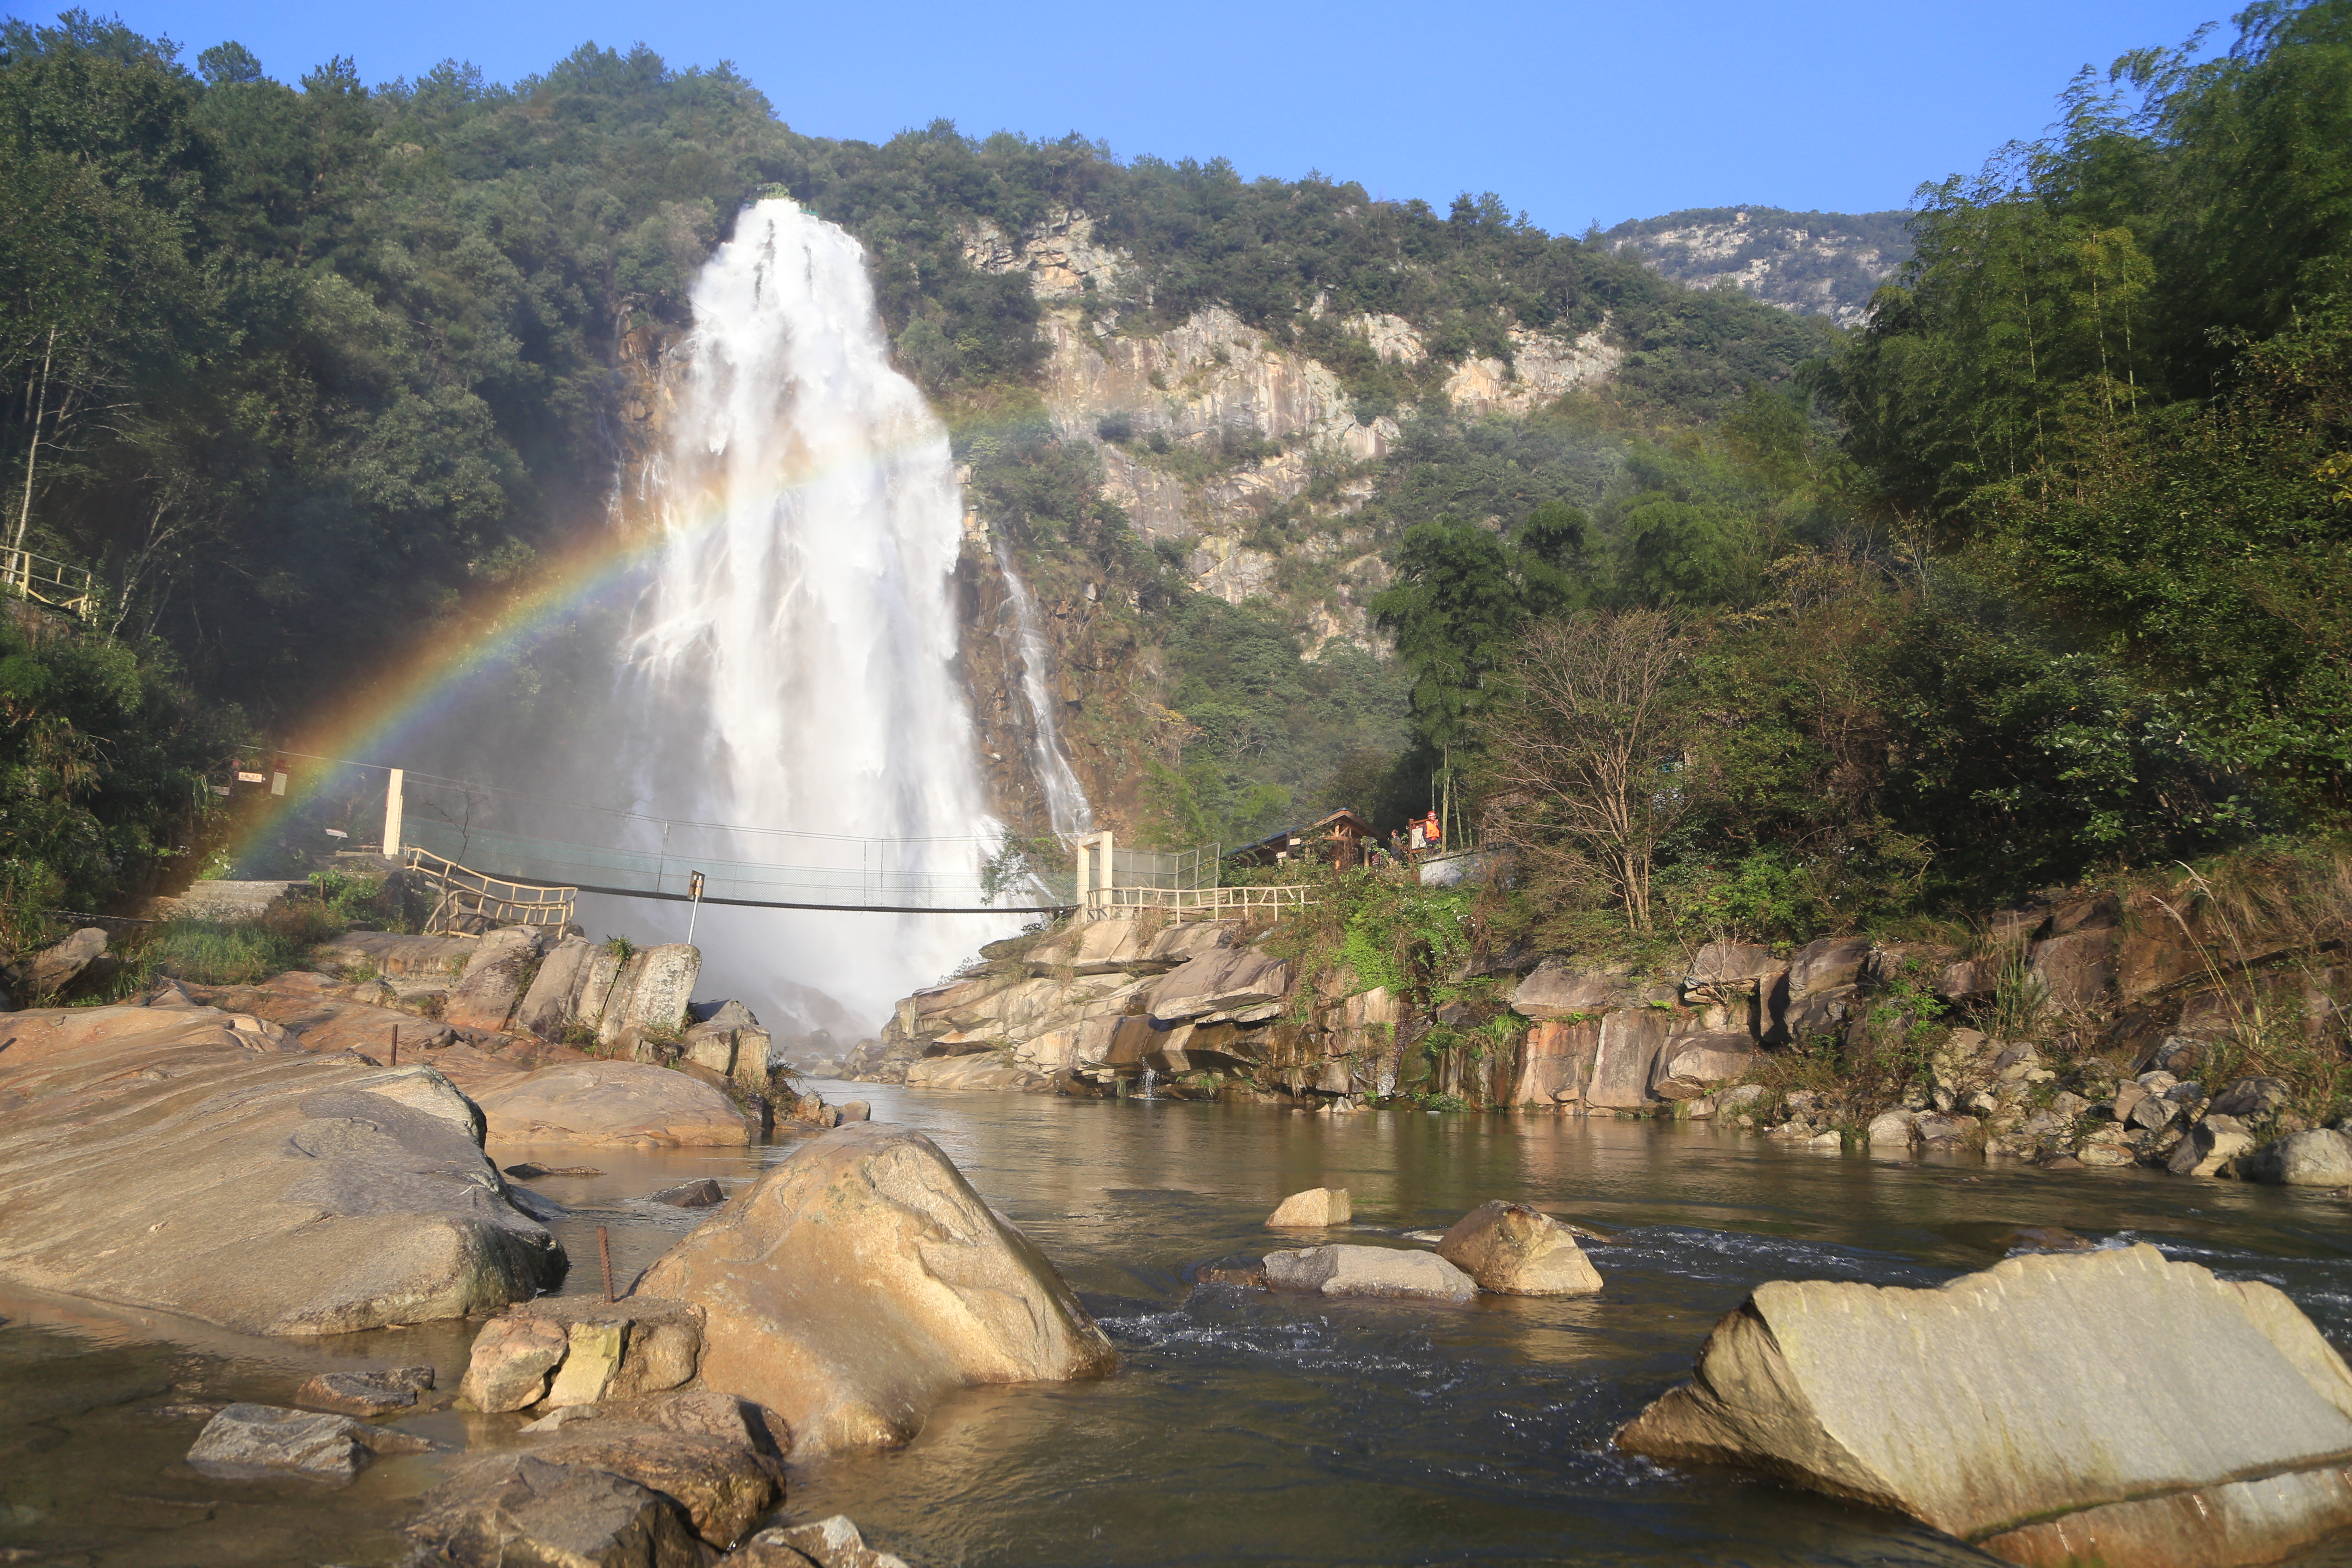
594, 199, 1014, 1033
992, 536, 1093, 841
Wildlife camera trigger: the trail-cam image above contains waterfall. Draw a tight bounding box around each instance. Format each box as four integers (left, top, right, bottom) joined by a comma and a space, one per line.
992, 536, 1093, 840
597, 199, 1011, 1029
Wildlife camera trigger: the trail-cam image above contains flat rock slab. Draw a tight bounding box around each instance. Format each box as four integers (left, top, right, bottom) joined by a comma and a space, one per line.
187, 1402, 438, 1480
1264, 1244, 1477, 1303
1616, 1243, 2352, 1566
636, 1124, 1115, 1452
473, 1061, 753, 1146
0, 1005, 561, 1335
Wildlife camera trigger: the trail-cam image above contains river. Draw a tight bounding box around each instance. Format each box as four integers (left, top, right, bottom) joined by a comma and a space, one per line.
7, 1084, 2352, 1566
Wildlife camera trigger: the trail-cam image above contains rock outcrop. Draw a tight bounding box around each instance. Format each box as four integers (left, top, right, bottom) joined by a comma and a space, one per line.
0, 1004, 561, 1333
1616, 1244, 2352, 1566
634, 1123, 1116, 1451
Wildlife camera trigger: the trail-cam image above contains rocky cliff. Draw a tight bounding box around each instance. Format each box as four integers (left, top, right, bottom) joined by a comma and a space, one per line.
1605, 206, 1912, 329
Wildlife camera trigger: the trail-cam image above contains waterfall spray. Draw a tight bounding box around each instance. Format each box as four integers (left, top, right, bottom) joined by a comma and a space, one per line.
599, 199, 1013, 1028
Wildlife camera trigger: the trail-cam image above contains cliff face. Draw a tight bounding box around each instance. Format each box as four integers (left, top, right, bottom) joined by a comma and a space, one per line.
1605, 207, 1913, 329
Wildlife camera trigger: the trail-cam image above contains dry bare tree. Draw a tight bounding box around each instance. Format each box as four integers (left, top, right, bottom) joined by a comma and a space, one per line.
1476, 609, 1690, 932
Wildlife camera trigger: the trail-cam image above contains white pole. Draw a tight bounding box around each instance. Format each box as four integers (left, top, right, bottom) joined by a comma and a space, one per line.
382, 769, 405, 859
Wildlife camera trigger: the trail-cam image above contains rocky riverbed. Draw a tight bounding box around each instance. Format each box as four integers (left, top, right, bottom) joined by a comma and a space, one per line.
10, 923, 2352, 1568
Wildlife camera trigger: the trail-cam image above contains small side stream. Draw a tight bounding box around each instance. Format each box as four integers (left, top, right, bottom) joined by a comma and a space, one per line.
7, 1084, 2352, 1566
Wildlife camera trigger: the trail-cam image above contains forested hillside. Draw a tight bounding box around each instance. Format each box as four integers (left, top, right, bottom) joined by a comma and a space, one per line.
0, 0, 2345, 959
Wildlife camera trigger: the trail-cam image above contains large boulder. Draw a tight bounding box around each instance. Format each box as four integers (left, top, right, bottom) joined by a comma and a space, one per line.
598, 944, 704, 1053
472, 1061, 752, 1145
404, 1452, 703, 1568
6, 925, 108, 998
634, 1124, 1115, 1452
444, 926, 540, 1031
1650, 1033, 1757, 1100
497, 1393, 786, 1547
2246, 1128, 2352, 1188
1263, 1244, 1476, 1303
1616, 1244, 2352, 1567
514, 934, 596, 1039
0, 1005, 560, 1334
1435, 1201, 1602, 1295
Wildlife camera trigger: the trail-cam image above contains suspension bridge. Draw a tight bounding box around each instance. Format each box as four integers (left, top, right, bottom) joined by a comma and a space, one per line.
250, 755, 1294, 929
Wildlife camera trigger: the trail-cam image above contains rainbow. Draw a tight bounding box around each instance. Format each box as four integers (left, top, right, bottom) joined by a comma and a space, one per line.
229, 407, 1021, 868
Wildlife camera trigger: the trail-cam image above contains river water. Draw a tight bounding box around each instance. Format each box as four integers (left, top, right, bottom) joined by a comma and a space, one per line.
7, 1086, 2352, 1566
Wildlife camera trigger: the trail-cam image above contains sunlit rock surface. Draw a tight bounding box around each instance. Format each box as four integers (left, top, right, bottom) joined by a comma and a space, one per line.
1616, 1244, 2352, 1566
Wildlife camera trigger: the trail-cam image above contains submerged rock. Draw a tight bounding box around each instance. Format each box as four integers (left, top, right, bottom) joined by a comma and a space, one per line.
1263, 1244, 1477, 1303
1434, 1201, 1602, 1295
0, 1005, 561, 1334
187, 1402, 437, 1480
726, 1515, 912, 1568
648, 1177, 727, 1208
296, 1366, 432, 1418
1615, 1244, 2352, 1567
634, 1123, 1115, 1452
1265, 1186, 1351, 1228
404, 1452, 703, 1567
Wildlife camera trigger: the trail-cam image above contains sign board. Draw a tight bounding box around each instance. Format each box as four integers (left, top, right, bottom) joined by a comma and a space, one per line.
236, 771, 264, 783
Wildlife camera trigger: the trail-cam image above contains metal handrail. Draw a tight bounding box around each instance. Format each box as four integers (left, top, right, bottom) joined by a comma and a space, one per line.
1087, 883, 1314, 919
404, 845, 578, 936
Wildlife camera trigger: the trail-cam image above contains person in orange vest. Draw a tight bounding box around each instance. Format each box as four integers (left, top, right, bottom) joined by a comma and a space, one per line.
1424, 811, 1444, 849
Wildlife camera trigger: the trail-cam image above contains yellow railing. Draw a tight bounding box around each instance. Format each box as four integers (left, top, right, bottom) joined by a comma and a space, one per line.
1, 547, 95, 618
404, 845, 578, 936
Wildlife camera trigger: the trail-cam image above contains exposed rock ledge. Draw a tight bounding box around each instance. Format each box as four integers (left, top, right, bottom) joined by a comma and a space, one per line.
0, 1003, 560, 1333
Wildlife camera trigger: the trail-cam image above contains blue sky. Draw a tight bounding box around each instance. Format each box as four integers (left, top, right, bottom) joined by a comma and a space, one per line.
24, 0, 2229, 232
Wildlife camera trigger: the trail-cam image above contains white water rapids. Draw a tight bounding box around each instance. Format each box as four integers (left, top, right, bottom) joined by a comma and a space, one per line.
589, 199, 1079, 1033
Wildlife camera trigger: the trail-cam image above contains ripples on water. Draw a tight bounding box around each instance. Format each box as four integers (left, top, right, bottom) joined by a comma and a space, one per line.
8, 1085, 2352, 1565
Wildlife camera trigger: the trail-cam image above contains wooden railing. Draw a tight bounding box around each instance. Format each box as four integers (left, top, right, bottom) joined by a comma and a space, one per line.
1, 548, 95, 618
404, 846, 578, 936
